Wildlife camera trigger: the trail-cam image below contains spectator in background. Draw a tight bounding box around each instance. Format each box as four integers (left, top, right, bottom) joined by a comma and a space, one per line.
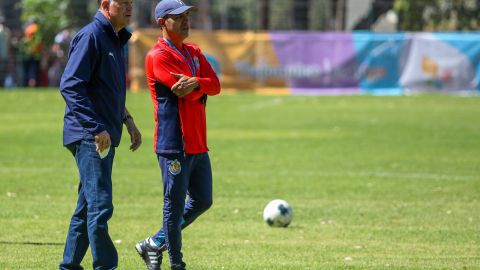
4, 30, 23, 88
21, 22, 42, 87
0, 15, 10, 86
48, 29, 71, 86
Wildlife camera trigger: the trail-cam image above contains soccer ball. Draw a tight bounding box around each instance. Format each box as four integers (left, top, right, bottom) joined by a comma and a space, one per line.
263, 199, 293, 227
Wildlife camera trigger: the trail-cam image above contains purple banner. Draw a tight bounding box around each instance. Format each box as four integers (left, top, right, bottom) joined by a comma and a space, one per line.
270, 32, 359, 95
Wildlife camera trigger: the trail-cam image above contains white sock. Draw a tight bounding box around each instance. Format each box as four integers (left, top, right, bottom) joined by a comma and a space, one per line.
148, 237, 160, 248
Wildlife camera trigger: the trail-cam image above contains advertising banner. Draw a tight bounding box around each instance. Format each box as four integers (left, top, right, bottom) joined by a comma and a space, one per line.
400, 33, 480, 94
129, 30, 480, 95
353, 32, 405, 95
269, 32, 359, 95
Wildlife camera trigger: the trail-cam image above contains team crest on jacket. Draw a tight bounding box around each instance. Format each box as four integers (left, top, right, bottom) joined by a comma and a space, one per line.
169, 159, 182, 175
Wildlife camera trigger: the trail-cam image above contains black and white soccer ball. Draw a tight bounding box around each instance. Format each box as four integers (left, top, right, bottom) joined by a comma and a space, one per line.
263, 199, 293, 227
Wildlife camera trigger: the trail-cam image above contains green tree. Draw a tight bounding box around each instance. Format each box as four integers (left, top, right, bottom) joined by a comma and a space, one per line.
66, 1, 92, 29
394, 0, 480, 31
20, 0, 69, 48
433, 0, 480, 30
353, 0, 480, 31
394, 0, 438, 31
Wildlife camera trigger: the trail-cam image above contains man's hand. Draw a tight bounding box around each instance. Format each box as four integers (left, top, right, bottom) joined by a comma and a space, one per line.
95, 130, 111, 153
171, 72, 199, 98
125, 117, 142, 151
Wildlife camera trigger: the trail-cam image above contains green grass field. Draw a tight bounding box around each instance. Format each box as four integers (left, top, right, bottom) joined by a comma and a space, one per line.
0, 89, 479, 269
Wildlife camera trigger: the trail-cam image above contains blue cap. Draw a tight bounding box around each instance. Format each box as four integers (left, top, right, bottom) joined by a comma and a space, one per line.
154, 0, 197, 21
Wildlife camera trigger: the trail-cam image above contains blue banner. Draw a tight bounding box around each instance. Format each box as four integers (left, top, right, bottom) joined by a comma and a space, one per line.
354, 32, 480, 95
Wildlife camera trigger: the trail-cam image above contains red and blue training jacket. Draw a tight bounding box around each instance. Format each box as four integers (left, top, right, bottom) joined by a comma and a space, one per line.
146, 38, 221, 154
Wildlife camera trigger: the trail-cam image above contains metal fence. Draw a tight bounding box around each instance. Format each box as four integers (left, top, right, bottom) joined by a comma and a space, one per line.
2, 0, 480, 88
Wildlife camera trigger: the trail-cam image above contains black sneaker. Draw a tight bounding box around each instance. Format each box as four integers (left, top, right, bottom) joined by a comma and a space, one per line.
135, 239, 163, 270
171, 262, 186, 270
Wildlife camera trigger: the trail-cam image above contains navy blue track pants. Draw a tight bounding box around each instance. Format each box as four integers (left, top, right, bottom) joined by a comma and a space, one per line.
152, 152, 213, 265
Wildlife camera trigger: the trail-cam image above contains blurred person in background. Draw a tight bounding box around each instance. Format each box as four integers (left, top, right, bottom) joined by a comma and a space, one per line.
0, 14, 10, 87
48, 29, 71, 86
59, 0, 140, 269
134, 1, 221, 270
21, 21, 42, 87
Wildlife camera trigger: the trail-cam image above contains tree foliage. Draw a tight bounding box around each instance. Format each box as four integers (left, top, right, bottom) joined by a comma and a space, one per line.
394, 0, 438, 31
20, 0, 69, 48
353, 0, 480, 31
394, 0, 480, 31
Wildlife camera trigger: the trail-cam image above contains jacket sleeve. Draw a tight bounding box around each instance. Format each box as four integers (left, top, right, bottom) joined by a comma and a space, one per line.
184, 48, 221, 101
152, 52, 184, 88
60, 32, 105, 135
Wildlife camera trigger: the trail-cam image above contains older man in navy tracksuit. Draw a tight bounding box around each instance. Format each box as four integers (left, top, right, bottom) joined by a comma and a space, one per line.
59, 1, 141, 269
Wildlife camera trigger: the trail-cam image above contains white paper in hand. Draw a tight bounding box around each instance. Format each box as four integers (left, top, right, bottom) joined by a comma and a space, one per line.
97, 145, 110, 159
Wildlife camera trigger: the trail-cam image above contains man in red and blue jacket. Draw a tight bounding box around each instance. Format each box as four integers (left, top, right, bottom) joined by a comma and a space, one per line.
59, 1, 141, 269
134, 1, 220, 270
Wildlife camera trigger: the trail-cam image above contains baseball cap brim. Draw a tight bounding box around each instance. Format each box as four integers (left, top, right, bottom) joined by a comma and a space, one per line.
169, 6, 198, 15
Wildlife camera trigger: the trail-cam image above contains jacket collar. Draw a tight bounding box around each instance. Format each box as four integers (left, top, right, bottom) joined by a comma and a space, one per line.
94, 11, 132, 46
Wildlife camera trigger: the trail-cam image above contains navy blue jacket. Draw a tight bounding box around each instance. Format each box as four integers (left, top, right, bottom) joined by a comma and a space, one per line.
60, 11, 131, 147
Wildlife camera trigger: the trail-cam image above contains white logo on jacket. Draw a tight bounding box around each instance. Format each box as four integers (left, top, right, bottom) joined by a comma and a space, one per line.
108, 52, 115, 61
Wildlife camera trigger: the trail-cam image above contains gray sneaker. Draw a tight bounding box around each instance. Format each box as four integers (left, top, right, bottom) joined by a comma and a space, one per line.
135, 238, 163, 270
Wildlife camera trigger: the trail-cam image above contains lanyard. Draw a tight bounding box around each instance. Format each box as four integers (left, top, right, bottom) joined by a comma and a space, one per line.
163, 37, 197, 77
